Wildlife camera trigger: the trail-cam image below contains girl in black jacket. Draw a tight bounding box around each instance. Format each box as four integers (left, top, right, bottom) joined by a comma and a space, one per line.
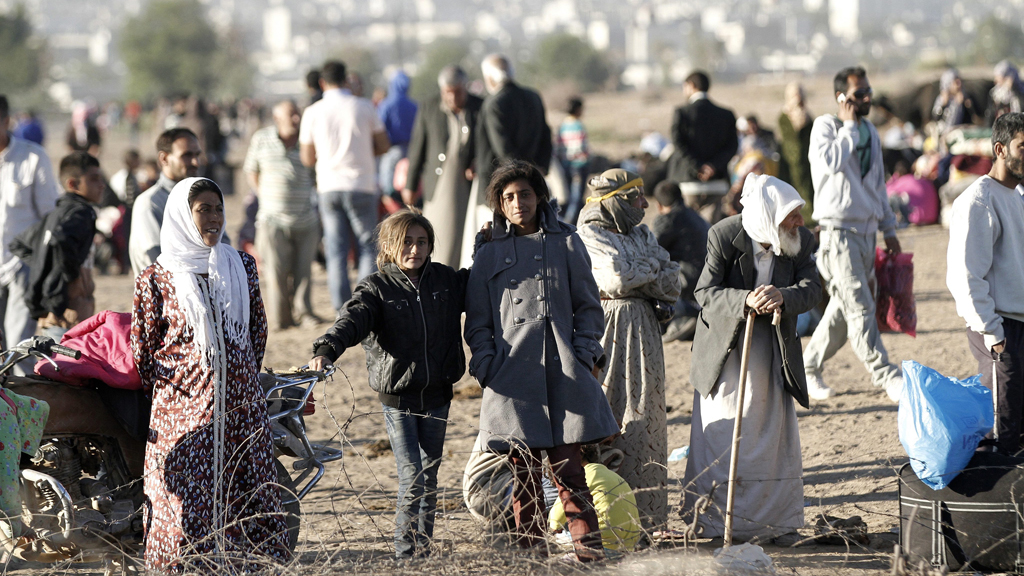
309, 209, 468, 559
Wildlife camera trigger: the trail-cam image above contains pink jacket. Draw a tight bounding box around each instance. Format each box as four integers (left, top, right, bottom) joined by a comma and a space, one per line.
34, 310, 142, 390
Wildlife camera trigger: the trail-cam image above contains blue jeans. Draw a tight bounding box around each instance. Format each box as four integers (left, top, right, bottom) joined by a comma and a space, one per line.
561, 161, 587, 225
42, 325, 68, 343
319, 190, 379, 311
378, 144, 408, 197
382, 403, 450, 558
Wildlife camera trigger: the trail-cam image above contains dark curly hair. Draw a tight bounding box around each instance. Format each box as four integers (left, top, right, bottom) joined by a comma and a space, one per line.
992, 112, 1024, 155
485, 159, 550, 216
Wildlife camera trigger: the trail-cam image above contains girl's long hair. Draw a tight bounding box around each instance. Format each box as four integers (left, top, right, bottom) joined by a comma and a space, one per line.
375, 208, 435, 270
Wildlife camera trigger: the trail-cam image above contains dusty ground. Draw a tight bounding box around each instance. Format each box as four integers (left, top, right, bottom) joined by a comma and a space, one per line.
24, 76, 976, 573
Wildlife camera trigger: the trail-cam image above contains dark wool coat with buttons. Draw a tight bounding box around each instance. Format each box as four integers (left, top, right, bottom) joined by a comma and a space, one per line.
465, 201, 619, 451
405, 93, 483, 204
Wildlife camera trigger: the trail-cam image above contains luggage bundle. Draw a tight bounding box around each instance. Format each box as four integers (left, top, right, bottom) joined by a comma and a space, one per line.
899, 452, 1024, 573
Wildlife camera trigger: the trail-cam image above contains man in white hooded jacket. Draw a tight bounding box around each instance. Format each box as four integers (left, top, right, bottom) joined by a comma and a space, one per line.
947, 112, 1024, 454
802, 66, 904, 402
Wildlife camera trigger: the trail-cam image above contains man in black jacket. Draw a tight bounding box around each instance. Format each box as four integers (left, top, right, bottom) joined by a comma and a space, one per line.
10, 152, 102, 341
475, 54, 552, 190
402, 65, 483, 267
651, 181, 709, 342
667, 71, 738, 223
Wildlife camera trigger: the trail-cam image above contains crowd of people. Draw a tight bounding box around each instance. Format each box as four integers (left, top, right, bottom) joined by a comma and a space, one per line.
1, 51, 1023, 571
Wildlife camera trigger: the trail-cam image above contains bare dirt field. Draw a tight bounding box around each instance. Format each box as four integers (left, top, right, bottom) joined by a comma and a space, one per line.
27, 75, 976, 574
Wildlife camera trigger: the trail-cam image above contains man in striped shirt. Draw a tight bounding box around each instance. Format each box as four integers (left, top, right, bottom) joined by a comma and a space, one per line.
244, 100, 322, 329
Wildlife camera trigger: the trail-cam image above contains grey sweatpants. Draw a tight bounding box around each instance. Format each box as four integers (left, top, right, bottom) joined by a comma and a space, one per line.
255, 218, 319, 329
803, 227, 900, 389
0, 266, 38, 375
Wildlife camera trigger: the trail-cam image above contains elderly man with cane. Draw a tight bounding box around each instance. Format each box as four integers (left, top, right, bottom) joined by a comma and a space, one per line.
681, 174, 821, 544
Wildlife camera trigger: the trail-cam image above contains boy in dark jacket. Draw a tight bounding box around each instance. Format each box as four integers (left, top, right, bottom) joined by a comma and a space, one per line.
309, 209, 468, 559
10, 152, 102, 341
651, 180, 710, 342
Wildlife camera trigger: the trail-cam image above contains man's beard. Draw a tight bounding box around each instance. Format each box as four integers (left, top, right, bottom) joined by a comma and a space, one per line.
1006, 148, 1024, 181
779, 225, 802, 257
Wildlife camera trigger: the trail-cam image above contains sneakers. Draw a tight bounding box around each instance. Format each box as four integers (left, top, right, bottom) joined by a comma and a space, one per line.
885, 376, 905, 403
806, 372, 834, 400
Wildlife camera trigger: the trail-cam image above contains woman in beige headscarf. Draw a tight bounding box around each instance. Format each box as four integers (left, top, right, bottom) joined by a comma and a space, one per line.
777, 83, 814, 223
576, 169, 681, 531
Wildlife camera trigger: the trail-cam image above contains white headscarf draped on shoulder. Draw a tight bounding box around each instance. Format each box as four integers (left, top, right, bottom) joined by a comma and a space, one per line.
740, 173, 805, 257
156, 177, 250, 359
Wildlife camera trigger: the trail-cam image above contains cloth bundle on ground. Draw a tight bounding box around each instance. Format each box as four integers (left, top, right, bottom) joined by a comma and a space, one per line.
898, 360, 993, 490
462, 434, 515, 524
34, 310, 142, 390
875, 248, 917, 337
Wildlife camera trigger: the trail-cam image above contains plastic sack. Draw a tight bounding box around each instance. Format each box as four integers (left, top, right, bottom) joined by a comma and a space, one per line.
713, 543, 776, 574
898, 360, 993, 490
875, 248, 917, 337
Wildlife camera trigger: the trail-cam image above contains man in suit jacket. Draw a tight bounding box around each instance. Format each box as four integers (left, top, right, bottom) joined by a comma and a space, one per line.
402, 65, 483, 267
668, 71, 738, 223
475, 54, 552, 190
682, 174, 820, 542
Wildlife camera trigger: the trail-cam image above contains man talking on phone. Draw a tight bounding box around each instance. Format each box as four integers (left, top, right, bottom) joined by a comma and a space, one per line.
801, 66, 904, 403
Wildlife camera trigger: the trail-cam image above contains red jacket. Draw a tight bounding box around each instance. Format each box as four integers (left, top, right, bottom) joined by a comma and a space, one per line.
34, 310, 142, 390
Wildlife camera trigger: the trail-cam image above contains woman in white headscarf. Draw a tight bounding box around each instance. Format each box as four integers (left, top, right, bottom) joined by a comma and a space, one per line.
131, 178, 290, 572
681, 173, 821, 542
577, 169, 681, 532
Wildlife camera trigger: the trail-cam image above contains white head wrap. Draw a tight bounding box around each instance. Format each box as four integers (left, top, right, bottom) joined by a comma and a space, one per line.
156, 177, 250, 360
740, 173, 805, 256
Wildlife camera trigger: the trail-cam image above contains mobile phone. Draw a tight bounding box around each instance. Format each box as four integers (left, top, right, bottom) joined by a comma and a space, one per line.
837, 94, 847, 105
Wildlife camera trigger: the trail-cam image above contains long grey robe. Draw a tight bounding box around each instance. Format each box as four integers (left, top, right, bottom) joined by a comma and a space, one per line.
682, 215, 820, 540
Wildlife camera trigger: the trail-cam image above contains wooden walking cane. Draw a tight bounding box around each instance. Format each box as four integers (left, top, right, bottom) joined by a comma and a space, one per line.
723, 308, 781, 546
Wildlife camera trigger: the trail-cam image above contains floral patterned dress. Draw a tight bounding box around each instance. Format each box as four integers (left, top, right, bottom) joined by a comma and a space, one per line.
131, 253, 289, 572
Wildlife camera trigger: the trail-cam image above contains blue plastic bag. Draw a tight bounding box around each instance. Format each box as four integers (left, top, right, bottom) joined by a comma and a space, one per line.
897, 360, 994, 490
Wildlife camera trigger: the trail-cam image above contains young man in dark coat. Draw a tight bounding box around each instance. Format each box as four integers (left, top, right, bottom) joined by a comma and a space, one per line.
667, 70, 738, 223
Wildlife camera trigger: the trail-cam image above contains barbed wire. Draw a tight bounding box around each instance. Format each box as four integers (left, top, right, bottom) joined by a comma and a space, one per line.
6, 366, 1011, 575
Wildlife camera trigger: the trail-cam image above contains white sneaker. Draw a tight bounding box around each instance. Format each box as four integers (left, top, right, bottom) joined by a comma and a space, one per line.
885, 376, 905, 403
806, 372, 834, 400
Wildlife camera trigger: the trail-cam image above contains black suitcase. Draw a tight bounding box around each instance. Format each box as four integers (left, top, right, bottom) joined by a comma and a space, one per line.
899, 451, 1024, 572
